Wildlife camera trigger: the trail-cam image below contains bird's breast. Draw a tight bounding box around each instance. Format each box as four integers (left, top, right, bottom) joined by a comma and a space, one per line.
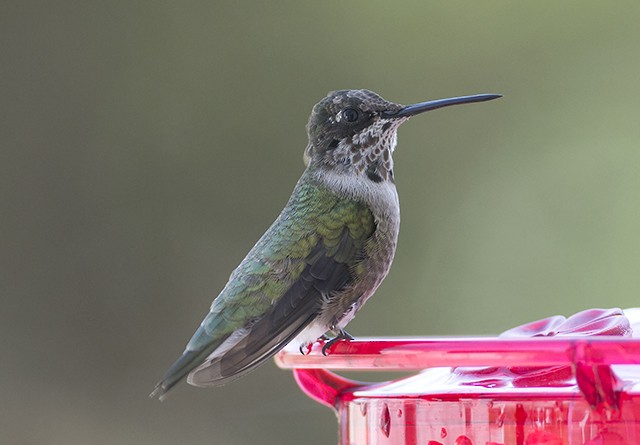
308, 169, 400, 329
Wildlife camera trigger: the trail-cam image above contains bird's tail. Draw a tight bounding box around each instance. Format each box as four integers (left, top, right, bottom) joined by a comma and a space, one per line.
150, 323, 227, 400
150, 346, 216, 401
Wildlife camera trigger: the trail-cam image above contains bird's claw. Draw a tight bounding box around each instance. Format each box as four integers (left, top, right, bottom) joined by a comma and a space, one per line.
298, 334, 333, 355
321, 330, 354, 356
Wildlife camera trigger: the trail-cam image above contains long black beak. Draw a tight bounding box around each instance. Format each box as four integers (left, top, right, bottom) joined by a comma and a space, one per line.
382, 94, 502, 119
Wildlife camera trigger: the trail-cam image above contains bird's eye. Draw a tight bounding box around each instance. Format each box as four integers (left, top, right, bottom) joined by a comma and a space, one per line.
342, 108, 359, 123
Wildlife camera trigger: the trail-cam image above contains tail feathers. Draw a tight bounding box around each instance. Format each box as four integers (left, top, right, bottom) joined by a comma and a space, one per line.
187, 311, 317, 387
150, 347, 214, 401
187, 334, 280, 387
187, 356, 263, 387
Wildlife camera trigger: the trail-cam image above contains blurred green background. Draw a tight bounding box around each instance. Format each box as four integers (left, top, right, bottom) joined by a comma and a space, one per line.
3, 1, 640, 444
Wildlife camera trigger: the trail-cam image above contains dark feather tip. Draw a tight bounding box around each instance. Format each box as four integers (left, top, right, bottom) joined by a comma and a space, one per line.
149, 384, 167, 401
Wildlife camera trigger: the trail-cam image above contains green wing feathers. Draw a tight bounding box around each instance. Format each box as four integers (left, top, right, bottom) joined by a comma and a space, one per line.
151, 175, 375, 398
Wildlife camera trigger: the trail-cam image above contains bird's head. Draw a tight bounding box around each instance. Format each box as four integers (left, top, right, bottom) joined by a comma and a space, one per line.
304, 89, 500, 183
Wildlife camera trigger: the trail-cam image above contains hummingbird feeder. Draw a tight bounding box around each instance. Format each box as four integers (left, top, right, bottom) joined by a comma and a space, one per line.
276, 308, 640, 445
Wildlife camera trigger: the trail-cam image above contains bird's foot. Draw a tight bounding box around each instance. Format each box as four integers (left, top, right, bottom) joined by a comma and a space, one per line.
299, 342, 313, 355
321, 330, 354, 356
298, 334, 331, 355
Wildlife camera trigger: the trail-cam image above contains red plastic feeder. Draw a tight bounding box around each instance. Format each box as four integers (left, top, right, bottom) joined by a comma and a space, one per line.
276, 308, 640, 445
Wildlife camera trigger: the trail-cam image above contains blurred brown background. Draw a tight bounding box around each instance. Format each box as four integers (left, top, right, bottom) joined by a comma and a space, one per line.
3, 2, 640, 444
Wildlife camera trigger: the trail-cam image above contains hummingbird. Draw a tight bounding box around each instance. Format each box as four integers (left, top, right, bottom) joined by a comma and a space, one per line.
151, 89, 500, 400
